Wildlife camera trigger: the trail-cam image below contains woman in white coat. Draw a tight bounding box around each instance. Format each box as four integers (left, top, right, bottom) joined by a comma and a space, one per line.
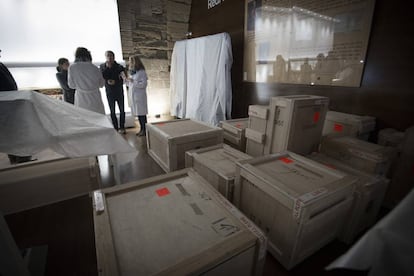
127, 55, 148, 136
68, 47, 105, 114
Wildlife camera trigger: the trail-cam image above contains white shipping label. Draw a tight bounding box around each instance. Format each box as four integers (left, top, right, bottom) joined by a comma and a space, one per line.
94, 191, 105, 212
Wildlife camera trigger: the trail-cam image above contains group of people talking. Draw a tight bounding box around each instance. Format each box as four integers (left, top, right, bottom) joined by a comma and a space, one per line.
56, 47, 148, 136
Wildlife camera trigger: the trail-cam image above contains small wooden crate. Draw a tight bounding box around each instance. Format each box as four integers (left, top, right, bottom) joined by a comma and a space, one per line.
220, 118, 249, 151
264, 95, 329, 155
185, 144, 252, 202
92, 169, 267, 276
146, 119, 223, 172
234, 151, 356, 269
308, 152, 389, 244
322, 111, 376, 140
320, 136, 397, 176
0, 153, 100, 214
246, 105, 269, 157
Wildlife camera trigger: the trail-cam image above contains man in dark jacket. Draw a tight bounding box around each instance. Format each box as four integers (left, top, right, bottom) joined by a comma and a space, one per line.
100, 50, 126, 134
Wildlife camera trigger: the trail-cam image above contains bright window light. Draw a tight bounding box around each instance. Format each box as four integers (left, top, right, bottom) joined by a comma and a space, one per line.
0, 0, 128, 114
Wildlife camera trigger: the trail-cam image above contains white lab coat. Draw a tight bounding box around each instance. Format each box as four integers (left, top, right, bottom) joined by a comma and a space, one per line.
128, 69, 148, 116
68, 61, 105, 114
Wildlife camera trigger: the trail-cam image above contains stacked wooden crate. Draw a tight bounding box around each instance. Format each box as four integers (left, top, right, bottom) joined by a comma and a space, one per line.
308, 152, 389, 243
92, 169, 267, 276
245, 105, 269, 157
146, 119, 223, 172
322, 111, 376, 140
234, 151, 356, 269
185, 144, 251, 202
0, 150, 100, 214
220, 118, 249, 151
320, 136, 397, 176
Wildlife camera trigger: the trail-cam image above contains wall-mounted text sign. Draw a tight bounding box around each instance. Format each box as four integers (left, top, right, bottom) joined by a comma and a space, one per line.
208, 0, 224, 9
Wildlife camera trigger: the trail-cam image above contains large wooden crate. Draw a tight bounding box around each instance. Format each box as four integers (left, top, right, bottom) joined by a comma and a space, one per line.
0, 153, 100, 214
220, 118, 249, 151
264, 95, 329, 155
322, 111, 376, 140
320, 136, 397, 176
146, 119, 223, 172
246, 105, 269, 157
92, 169, 267, 276
185, 144, 252, 202
308, 152, 389, 244
234, 151, 356, 269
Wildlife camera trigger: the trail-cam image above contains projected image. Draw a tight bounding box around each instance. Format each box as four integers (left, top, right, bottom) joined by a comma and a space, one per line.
243, 0, 375, 87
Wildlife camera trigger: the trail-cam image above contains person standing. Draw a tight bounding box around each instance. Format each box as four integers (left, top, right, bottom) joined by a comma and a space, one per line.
68, 47, 105, 114
56, 58, 75, 104
126, 55, 148, 136
0, 49, 32, 164
100, 51, 126, 134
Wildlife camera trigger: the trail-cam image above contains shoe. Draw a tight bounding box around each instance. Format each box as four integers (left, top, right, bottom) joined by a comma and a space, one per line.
138, 131, 146, 137
118, 128, 126, 134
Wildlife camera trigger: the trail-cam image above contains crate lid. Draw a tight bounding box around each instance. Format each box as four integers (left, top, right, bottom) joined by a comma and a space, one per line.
150, 119, 219, 137
221, 118, 248, 130
190, 144, 251, 179
325, 111, 376, 132
93, 170, 263, 275
238, 151, 355, 207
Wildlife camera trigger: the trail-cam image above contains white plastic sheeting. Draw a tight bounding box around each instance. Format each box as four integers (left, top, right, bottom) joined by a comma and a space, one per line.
0, 91, 135, 157
170, 32, 233, 126
326, 188, 414, 275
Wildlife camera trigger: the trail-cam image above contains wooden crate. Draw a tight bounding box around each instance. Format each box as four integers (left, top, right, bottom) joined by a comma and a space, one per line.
92, 169, 267, 276
264, 95, 329, 155
185, 144, 252, 202
234, 151, 356, 269
322, 111, 376, 140
0, 154, 100, 214
246, 105, 269, 157
220, 118, 249, 151
320, 136, 397, 176
308, 153, 389, 244
146, 119, 223, 172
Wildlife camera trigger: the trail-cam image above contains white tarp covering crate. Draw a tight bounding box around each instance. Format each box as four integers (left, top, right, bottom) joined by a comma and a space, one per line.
264, 95, 329, 155
234, 151, 356, 269
92, 169, 267, 276
220, 118, 249, 151
320, 136, 397, 176
246, 105, 269, 157
308, 152, 389, 244
185, 144, 252, 202
0, 150, 100, 214
322, 111, 376, 140
146, 119, 223, 172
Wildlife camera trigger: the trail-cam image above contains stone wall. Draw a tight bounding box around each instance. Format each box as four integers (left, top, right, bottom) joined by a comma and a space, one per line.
117, 0, 192, 116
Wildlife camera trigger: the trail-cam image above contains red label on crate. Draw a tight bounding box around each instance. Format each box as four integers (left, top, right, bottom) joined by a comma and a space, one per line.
313, 111, 320, 123
325, 163, 336, 169
334, 123, 343, 132
235, 123, 242, 128
156, 187, 170, 197
157, 123, 165, 126
279, 157, 293, 164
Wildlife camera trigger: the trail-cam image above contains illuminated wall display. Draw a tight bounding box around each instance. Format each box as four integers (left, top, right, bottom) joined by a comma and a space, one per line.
244, 0, 375, 87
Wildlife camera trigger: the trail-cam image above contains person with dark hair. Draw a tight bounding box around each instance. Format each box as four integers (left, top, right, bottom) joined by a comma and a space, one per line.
0, 49, 32, 164
68, 47, 105, 113
56, 57, 75, 104
126, 55, 148, 136
100, 51, 126, 134
0, 49, 18, 92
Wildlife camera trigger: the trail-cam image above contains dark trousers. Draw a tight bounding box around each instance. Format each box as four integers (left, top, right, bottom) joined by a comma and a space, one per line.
106, 92, 125, 130
63, 89, 75, 104
138, 115, 147, 132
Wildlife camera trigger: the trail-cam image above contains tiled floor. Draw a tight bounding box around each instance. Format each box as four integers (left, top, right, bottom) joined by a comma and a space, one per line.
4, 117, 368, 275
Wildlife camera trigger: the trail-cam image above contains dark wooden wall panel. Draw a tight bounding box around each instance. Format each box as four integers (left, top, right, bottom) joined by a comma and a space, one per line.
189, 0, 414, 131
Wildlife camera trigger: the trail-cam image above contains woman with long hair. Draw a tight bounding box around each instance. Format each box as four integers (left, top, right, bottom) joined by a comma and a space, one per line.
126, 55, 148, 136
68, 47, 105, 113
